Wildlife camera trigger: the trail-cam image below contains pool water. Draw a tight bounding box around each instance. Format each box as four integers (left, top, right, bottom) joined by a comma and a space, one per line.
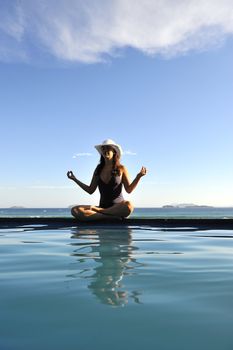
1, 225, 233, 350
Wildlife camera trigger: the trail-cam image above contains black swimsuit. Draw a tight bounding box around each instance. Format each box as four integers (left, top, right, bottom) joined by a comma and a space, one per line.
98, 174, 124, 208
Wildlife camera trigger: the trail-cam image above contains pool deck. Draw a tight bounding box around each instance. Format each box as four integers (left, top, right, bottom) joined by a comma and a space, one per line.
1, 217, 233, 230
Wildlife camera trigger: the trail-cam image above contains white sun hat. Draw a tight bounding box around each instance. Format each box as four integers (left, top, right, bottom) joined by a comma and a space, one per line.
94, 139, 123, 158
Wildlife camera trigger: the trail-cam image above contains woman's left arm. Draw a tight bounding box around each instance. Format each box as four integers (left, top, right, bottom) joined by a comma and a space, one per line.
122, 166, 147, 193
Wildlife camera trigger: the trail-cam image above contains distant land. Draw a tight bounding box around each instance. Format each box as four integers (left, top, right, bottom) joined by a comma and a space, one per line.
2, 204, 233, 209
9, 206, 25, 209
162, 204, 214, 208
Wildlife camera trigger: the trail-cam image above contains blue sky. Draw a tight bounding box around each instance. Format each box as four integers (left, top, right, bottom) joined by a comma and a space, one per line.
1, 0, 233, 208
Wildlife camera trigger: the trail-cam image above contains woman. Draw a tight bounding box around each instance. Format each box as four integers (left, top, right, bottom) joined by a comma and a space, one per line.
67, 139, 147, 221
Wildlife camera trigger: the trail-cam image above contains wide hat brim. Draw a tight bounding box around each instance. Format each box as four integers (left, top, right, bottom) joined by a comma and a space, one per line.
94, 139, 122, 158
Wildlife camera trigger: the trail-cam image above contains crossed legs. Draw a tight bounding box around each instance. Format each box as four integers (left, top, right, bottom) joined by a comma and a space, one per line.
71, 201, 134, 221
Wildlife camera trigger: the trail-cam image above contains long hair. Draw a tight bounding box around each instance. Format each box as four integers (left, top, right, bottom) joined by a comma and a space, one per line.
95, 152, 122, 176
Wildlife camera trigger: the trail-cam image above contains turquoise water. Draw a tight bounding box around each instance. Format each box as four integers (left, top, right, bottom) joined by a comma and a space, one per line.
1, 207, 233, 218
1, 225, 233, 349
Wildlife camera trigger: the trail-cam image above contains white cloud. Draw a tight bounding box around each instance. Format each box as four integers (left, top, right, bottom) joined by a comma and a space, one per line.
0, 0, 233, 63
0, 185, 73, 190
72, 152, 93, 158
27, 185, 73, 189
144, 181, 172, 185
0, 186, 17, 190
123, 150, 137, 156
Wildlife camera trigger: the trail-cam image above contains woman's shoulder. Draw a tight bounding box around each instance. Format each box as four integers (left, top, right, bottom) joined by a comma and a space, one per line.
94, 164, 101, 176
119, 164, 127, 174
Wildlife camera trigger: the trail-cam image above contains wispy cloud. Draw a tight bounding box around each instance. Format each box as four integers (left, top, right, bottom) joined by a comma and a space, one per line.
0, 0, 233, 63
0, 185, 73, 190
72, 152, 93, 158
27, 185, 73, 189
0, 186, 17, 190
123, 150, 137, 156
144, 181, 172, 185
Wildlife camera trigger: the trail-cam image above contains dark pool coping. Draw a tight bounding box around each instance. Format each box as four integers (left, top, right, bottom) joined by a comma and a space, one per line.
1, 217, 233, 230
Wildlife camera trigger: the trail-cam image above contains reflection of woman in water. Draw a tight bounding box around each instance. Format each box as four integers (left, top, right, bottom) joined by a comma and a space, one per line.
71, 228, 142, 307
67, 139, 147, 221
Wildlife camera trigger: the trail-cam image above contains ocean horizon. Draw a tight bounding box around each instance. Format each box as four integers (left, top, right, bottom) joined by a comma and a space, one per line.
1, 207, 233, 219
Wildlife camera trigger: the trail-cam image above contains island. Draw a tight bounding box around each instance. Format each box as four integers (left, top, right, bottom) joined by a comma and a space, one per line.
162, 204, 214, 208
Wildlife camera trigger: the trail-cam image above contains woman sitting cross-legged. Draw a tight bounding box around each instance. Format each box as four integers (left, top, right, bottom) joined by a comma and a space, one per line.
67, 139, 147, 221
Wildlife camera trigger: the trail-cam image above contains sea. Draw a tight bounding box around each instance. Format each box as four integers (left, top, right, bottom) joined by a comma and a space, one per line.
1, 206, 233, 218
1, 207, 233, 349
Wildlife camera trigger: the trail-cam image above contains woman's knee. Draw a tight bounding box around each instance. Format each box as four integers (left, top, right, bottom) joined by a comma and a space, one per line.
71, 205, 84, 218
124, 201, 134, 216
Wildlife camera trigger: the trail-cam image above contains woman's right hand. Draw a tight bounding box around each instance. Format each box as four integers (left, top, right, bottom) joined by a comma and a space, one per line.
67, 171, 76, 181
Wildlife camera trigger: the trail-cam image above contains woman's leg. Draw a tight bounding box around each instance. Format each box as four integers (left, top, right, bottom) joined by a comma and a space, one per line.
92, 201, 134, 218
71, 205, 123, 221
71, 202, 134, 221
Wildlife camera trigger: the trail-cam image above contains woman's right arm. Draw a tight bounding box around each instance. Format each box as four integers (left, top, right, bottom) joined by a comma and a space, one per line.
67, 170, 98, 194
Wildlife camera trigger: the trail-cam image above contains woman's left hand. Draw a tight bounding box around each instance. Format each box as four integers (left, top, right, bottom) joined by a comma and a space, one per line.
138, 166, 147, 178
